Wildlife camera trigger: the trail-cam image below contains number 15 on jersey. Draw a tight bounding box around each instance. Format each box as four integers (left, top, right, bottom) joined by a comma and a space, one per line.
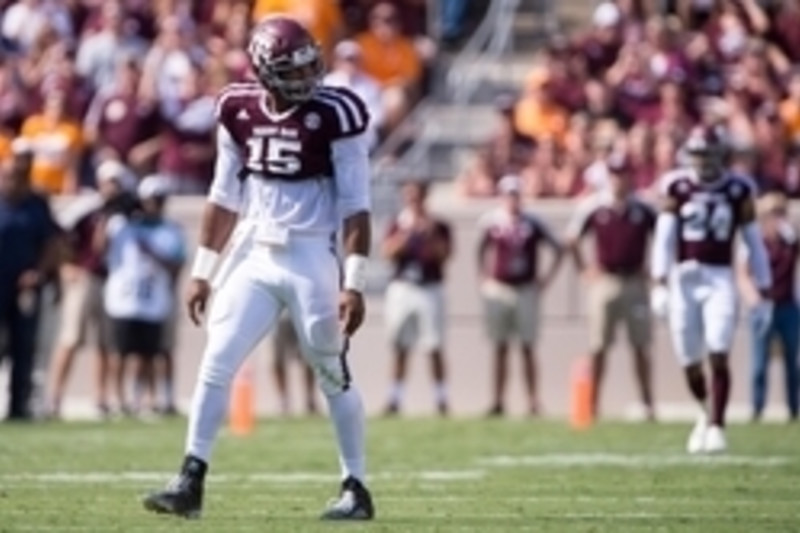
246, 136, 303, 176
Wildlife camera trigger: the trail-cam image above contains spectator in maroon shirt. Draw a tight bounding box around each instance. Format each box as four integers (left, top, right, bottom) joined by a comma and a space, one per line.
752, 103, 789, 189
542, 37, 587, 113
152, 64, 216, 195
650, 81, 695, 136
565, 157, 657, 421
606, 44, 661, 125
381, 181, 453, 416
626, 123, 659, 190
578, 2, 624, 77
83, 57, 160, 171
781, 144, 800, 198
644, 15, 694, 86
0, 57, 29, 134
477, 175, 563, 416
702, 0, 769, 64
738, 192, 800, 421
770, 0, 800, 63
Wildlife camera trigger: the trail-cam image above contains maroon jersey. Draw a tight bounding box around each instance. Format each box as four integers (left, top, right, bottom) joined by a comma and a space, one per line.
569, 195, 656, 275
85, 91, 159, 163
478, 209, 560, 286
216, 82, 369, 182
764, 224, 800, 303
157, 97, 217, 190
662, 170, 755, 266
385, 215, 451, 285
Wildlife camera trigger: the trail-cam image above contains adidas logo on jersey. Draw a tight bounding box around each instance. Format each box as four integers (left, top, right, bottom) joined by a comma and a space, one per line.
236, 109, 250, 120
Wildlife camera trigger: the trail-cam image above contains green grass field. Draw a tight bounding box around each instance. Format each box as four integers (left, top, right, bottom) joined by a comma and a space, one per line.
1, 418, 799, 532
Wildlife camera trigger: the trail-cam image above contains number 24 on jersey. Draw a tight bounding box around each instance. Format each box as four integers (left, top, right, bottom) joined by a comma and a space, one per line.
680, 201, 734, 242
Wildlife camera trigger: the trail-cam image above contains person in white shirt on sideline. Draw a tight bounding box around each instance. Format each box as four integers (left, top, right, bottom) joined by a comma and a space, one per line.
97, 175, 185, 416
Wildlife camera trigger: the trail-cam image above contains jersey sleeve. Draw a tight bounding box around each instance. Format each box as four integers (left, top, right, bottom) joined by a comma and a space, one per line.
316, 86, 371, 139
208, 125, 245, 213
331, 132, 371, 219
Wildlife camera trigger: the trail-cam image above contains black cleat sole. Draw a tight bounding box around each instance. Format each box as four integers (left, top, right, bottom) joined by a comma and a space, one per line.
142, 496, 201, 520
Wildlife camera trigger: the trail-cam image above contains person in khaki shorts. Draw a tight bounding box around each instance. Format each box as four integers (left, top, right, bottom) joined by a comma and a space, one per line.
566, 156, 656, 420
47, 160, 133, 418
381, 181, 453, 416
478, 175, 564, 416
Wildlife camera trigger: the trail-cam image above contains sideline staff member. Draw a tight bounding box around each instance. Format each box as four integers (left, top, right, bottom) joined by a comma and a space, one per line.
0, 142, 60, 420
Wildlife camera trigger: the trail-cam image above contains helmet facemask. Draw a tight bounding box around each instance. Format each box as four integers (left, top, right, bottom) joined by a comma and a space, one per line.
251, 40, 323, 104
688, 149, 724, 182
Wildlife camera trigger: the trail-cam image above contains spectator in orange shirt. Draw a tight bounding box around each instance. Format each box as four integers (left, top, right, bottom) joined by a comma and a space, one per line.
0, 133, 11, 162
356, 2, 423, 130
513, 68, 568, 145
780, 69, 800, 144
251, 0, 344, 60
19, 88, 83, 195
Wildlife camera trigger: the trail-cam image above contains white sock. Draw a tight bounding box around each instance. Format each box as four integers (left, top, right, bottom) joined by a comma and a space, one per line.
185, 380, 230, 463
326, 387, 366, 482
389, 382, 404, 405
163, 380, 175, 408
434, 382, 448, 405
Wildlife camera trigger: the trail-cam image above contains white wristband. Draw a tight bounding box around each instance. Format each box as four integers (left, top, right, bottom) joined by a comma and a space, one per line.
190, 247, 220, 281
343, 254, 368, 293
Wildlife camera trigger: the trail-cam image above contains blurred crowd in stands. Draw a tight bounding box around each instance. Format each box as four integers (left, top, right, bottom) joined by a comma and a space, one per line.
0, 0, 451, 196
460, 0, 800, 199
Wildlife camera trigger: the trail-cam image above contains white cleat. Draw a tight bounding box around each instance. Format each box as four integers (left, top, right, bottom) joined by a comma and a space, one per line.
703, 425, 727, 454
686, 415, 708, 454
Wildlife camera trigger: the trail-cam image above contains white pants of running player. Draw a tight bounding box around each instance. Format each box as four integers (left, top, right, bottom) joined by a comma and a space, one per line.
186, 233, 365, 479
668, 262, 738, 367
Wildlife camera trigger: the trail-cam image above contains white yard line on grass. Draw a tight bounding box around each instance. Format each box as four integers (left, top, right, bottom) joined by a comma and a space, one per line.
477, 453, 791, 468
0, 469, 486, 485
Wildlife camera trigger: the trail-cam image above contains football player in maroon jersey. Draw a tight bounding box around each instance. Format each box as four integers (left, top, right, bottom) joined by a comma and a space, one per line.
650, 126, 773, 453
143, 16, 374, 520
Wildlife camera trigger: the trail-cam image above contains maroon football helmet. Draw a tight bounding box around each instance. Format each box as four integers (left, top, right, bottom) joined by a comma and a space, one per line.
247, 16, 323, 103
684, 125, 728, 182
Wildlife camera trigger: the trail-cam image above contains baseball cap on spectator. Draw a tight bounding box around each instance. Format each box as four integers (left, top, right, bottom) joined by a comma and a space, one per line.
593, 2, 621, 28
334, 40, 362, 61
498, 174, 522, 195
97, 159, 135, 190
138, 174, 172, 199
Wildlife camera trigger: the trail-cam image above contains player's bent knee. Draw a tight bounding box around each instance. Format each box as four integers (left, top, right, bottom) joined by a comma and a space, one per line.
310, 354, 350, 396
305, 315, 341, 354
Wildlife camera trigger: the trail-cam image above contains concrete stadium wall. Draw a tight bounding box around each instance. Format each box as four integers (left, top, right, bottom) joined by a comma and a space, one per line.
33, 187, 800, 421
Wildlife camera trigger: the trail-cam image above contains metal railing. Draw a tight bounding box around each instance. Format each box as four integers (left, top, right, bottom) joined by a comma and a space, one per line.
446, 0, 522, 105
371, 0, 525, 185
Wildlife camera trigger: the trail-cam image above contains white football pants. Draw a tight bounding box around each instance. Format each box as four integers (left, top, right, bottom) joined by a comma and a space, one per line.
185, 233, 365, 480
668, 263, 738, 367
